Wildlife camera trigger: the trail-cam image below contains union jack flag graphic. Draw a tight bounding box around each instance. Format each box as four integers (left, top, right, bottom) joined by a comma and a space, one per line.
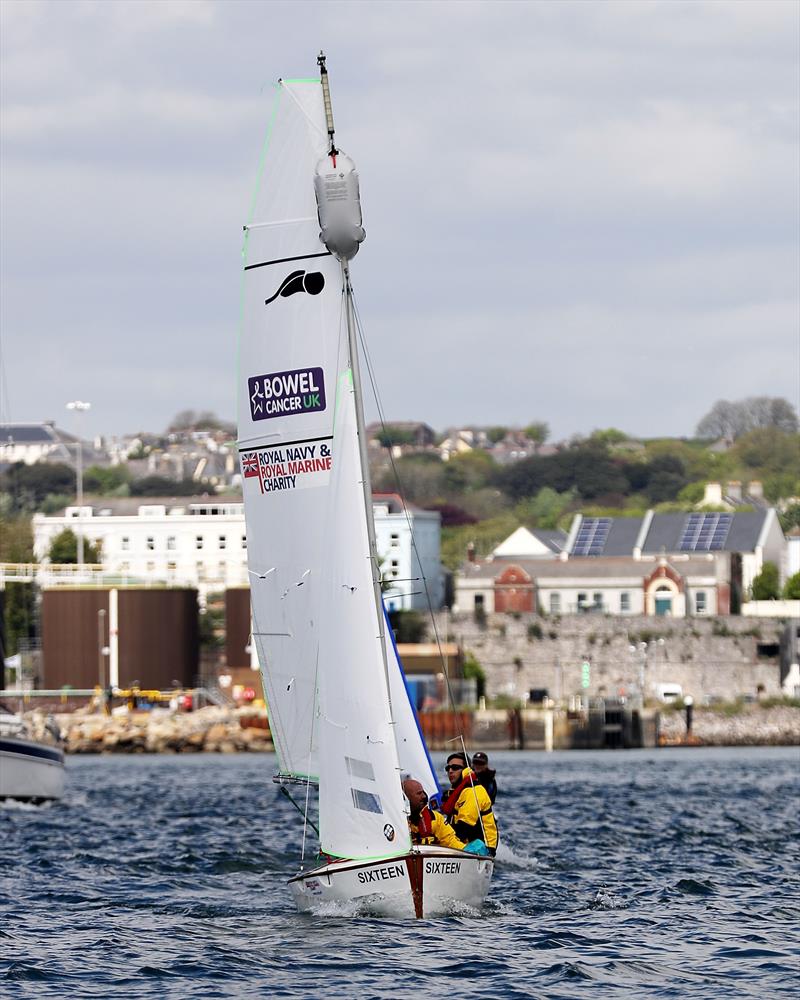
241, 452, 260, 478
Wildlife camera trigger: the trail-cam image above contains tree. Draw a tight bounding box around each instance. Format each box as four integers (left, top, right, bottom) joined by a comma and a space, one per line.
130, 476, 197, 496
779, 504, 800, 534
48, 529, 101, 564
523, 422, 549, 446
696, 397, 798, 440
376, 425, 418, 448
784, 572, 800, 600
486, 426, 508, 444
0, 462, 75, 514
462, 651, 486, 700
750, 562, 780, 601
83, 465, 131, 495
388, 609, 427, 643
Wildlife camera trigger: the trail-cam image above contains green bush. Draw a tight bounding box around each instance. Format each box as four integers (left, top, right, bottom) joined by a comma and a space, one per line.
751, 562, 780, 601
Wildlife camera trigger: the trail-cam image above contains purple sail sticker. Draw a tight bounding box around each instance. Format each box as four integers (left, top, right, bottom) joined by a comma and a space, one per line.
249, 367, 326, 421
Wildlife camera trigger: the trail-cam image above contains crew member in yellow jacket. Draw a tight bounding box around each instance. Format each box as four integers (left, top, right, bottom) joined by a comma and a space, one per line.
402, 777, 491, 856
440, 752, 499, 855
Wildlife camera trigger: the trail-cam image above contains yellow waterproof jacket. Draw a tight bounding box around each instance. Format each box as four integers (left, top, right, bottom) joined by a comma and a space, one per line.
448, 769, 498, 850
409, 808, 466, 850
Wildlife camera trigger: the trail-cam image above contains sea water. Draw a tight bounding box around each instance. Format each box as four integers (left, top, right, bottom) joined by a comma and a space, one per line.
2, 747, 798, 998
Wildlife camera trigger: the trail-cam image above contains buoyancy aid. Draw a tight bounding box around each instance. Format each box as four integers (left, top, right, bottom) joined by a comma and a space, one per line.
409, 806, 465, 850
441, 768, 498, 850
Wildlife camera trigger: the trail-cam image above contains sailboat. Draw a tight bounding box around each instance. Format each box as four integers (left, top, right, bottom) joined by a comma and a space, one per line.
237, 54, 493, 917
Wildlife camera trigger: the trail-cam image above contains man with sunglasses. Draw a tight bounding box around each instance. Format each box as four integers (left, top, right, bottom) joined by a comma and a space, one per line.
440, 752, 498, 856
402, 778, 490, 856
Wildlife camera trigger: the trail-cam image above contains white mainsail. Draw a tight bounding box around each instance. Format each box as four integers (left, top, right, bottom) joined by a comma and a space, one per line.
240, 70, 437, 863
239, 79, 336, 781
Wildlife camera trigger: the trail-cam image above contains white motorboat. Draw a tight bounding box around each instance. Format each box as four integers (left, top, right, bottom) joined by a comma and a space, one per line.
238, 54, 493, 917
0, 710, 65, 803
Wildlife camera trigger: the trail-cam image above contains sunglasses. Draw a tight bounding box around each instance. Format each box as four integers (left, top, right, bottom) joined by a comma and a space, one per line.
445, 763, 464, 772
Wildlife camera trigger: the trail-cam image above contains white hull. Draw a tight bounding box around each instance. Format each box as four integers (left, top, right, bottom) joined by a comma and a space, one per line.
289, 845, 493, 918
0, 736, 65, 803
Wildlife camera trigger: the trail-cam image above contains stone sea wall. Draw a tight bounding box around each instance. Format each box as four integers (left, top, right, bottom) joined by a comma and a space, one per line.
438, 611, 791, 702
657, 704, 800, 747
19, 702, 800, 753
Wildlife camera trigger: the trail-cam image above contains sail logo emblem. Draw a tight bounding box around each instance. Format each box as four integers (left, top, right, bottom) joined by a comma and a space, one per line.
249, 367, 326, 421
383, 824, 395, 842
264, 270, 324, 306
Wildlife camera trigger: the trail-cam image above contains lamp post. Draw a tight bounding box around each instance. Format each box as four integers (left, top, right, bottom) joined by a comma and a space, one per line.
66, 400, 91, 570
97, 608, 110, 713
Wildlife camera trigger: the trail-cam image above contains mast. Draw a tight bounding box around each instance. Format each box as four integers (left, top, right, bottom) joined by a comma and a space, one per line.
315, 51, 396, 721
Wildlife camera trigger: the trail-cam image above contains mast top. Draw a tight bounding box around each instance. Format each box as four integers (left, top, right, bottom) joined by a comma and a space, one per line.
317, 51, 336, 154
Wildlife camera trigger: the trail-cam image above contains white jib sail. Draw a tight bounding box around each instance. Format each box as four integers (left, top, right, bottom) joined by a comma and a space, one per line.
238, 79, 336, 782
384, 619, 441, 804
317, 362, 411, 861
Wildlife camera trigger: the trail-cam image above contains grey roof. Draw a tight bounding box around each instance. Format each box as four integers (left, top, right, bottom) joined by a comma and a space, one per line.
0, 422, 59, 443
603, 517, 644, 556
641, 510, 768, 554
640, 513, 685, 554
723, 511, 768, 551
568, 510, 773, 558
531, 529, 567, 553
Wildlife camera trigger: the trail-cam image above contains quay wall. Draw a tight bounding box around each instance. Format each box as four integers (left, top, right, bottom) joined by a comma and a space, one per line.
437, 611, 792, 702
18, 702, 800, 754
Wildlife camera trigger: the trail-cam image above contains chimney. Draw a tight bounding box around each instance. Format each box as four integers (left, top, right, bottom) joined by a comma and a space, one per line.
727, 481, 742, 501
467, 542, 476, 563
748, 480, 763, 499
703, 482, 722, 505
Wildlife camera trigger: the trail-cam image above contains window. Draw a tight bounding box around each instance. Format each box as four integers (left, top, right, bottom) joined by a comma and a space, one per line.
196, 536, 204, 550
549, 593, 561, 614
196, 562, 206, 581
577, 592, 588, 610
620, 592, 630, 613
167, 536, 176, 551
695, 591, 707, 614
167, 561, 177, 573
474, 594, 485, 610
146, 536, 155, 551
241, 534, 247, 549
219, 535, 227, 550
147, 560, 156, 571
592, 592, 603, 610
121, 537, 130, 551
390, 533, 400, 545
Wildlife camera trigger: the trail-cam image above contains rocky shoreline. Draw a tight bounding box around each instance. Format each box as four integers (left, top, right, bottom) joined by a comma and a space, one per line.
17, 703, 800, 753
657, 704, 800, 747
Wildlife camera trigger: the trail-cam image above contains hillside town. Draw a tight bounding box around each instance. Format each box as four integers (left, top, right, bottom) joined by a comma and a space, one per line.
1, 400, 799, 739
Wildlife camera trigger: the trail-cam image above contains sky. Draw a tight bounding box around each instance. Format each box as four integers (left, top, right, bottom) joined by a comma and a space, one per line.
1, 0, 798, 445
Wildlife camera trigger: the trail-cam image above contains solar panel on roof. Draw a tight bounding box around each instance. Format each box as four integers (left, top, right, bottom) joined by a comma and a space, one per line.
678, 512, 732, 551
572, 517, 611, 556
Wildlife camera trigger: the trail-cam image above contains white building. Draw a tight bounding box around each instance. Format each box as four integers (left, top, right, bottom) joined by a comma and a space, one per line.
372, 493, 444, 612
33, 493, 444, 610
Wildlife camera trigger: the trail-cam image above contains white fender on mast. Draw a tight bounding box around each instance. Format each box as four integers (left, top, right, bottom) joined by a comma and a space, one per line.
314, 52, 365, 261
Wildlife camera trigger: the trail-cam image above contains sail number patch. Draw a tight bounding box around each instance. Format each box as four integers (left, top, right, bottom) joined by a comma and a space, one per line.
425, 861, 461, 875
357, 864, 404, 884
249, 367, 326, 421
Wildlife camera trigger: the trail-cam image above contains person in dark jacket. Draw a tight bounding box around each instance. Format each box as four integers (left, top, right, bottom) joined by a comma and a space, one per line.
470, 751, 497, 804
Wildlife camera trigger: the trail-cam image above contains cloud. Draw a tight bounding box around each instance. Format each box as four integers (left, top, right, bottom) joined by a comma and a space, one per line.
1, 0, 797, 440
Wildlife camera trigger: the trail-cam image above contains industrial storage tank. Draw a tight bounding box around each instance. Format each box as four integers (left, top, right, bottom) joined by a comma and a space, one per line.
41, 588, 199, 690
225, 587, 252, 670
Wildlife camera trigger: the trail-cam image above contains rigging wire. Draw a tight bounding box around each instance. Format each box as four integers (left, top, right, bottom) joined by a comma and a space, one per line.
349, 288, 467, 740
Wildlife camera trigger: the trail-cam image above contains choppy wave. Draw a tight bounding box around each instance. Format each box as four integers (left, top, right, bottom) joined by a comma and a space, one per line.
2, 748, 799, 998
